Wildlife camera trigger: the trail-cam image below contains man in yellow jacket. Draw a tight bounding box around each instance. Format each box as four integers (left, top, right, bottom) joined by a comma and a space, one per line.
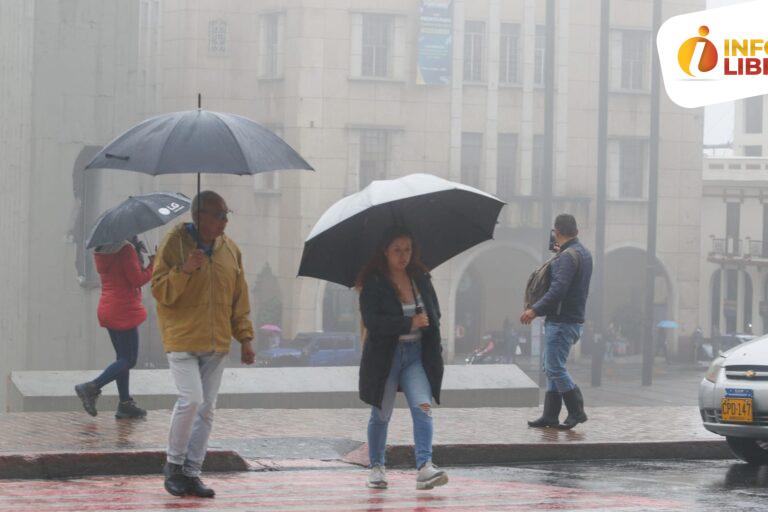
152, 190, 255, 498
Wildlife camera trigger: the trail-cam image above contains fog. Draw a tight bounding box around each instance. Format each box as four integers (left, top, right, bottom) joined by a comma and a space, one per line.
0, 0, 747, 412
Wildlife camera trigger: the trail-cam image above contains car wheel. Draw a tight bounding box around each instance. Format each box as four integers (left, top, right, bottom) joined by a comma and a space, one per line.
726, 437, 768, 465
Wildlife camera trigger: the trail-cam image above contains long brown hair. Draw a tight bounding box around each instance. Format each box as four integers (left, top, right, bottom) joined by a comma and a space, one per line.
354, 226, 429, 296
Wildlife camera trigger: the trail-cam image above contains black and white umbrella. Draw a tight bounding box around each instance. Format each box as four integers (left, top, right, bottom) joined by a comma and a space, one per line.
298, 173, 506, 288
86, 192, 191, 249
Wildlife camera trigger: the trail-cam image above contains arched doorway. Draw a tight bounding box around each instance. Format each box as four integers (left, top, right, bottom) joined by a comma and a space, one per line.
604, 247, 672, 356
453, 245, 538, 355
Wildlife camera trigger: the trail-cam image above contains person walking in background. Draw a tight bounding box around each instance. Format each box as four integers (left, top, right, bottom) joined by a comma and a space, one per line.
357, 226, 448, 491
522, 214, 593, 430
152, 191, 255, 498
75, 236, 154, 419
503, 317, 518, 364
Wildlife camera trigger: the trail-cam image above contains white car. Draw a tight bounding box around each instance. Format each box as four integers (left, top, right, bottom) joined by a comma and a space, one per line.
699, 335, 768, 463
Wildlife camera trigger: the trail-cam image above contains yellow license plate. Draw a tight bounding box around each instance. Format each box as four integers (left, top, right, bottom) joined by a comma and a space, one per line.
721, 397, 754, 423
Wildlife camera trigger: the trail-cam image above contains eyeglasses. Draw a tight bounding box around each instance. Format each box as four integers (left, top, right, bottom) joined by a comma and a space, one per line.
199, 209, 232, 221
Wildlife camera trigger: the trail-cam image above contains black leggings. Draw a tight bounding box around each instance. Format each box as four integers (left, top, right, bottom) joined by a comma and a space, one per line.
92, 327, 139, 402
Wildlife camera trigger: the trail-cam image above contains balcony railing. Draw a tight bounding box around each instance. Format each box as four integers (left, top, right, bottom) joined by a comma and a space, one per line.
711, 238, 768, 259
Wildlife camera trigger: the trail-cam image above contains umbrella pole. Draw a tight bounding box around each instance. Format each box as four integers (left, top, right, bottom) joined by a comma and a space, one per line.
196, 172, 201, 226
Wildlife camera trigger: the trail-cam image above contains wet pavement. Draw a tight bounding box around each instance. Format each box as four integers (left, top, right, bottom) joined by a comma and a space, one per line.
0, 460, 764, 511
0, 406, 719, 458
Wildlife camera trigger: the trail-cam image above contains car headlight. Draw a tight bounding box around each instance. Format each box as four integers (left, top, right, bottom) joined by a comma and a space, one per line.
705, 356, 726, 383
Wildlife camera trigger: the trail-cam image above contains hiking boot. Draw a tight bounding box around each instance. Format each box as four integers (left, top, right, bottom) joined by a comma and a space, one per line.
115, 400, 147, 419
527, 391, 562, 428
163, 462, 189, 497
367, 465, 388, 489
557, 386, 588, 430
416, 461, 448, 490
186, 476, 215, 498
74, 382, 101, 417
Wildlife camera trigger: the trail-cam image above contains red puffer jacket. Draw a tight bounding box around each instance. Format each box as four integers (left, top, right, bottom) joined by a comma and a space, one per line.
94, 243, 153, 330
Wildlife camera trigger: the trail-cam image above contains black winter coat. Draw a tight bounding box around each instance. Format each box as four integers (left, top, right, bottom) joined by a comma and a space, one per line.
358, 270, 444, 409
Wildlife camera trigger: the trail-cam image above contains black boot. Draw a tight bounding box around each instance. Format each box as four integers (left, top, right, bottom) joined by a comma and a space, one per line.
74, 382, 101, 417
558, 386, 588, 430
163, 462, 189, 497
527, 391, 562, 428
115, 399, 147, 419
186, 476, 216, 498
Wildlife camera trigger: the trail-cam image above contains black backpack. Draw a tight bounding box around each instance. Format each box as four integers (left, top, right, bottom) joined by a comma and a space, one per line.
524, 248, 581, 309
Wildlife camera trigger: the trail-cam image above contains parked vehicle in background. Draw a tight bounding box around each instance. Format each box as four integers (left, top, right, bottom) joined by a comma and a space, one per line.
257, 332, 360, 367
699, 334, 768, 464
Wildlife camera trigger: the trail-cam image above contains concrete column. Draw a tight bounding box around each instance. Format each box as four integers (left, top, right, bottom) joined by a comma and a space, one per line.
737, 269, 745, 331
484, 0, 500, 195
449, 0, 465, 183
519, 0, 536, 195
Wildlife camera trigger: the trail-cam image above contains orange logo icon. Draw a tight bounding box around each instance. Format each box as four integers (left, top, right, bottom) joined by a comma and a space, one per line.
678, 26, 718, 76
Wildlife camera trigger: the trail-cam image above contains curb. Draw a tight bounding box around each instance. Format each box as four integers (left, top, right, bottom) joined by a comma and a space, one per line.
343, 440, 733, 467
0, 450, 249, 480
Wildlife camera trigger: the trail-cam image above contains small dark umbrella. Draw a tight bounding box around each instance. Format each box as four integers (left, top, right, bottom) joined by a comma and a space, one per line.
298, 173, 506, 288
86, 192, 191, 249
85, 95, 314, 221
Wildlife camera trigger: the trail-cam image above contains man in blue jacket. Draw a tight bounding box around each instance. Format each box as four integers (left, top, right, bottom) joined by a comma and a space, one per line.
521, 214, 593, 430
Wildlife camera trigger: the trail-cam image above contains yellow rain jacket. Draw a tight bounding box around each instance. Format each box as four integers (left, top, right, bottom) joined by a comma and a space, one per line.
152, 223, 254, 353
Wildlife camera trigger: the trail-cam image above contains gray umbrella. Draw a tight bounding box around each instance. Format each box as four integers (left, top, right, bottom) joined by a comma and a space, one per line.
86, 192, 191, 249
84, 108, 313, 176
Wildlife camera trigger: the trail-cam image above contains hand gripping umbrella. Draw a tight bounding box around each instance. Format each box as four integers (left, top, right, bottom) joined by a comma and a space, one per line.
298, 173, 506, 288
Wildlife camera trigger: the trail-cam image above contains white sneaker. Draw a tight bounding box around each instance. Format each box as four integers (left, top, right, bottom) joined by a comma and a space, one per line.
367, 465, 388, 489
416, 461, 448, 490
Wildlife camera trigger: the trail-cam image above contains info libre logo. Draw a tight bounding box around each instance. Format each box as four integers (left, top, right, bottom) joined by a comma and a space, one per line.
677, 26, 717, 77
658, 1, 768, 108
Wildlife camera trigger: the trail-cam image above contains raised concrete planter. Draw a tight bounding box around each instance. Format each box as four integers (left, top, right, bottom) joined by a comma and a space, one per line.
8, 365, 538, 412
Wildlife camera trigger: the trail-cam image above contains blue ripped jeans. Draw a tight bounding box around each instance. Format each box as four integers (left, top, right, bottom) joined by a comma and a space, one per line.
543, 321, 583, 393
368, 341, 434, 469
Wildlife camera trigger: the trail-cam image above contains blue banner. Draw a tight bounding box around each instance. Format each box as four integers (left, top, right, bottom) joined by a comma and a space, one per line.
417, 0, 453, 85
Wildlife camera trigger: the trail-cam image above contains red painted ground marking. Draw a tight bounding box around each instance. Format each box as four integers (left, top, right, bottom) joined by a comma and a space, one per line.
0, 470, 686, 512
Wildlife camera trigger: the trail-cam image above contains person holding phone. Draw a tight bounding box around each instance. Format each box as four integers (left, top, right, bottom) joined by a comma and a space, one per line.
356, 226, 447, 491
75, 236, 154, 419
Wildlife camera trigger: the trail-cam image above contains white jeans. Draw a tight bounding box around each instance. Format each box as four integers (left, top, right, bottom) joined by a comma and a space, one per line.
166, 351, 227, 477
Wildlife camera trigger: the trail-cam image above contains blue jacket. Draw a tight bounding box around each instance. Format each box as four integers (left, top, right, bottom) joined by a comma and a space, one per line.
532, 238, 593, 324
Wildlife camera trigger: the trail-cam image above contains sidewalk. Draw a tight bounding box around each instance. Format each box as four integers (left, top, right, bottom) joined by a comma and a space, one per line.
0, 405, 729, 479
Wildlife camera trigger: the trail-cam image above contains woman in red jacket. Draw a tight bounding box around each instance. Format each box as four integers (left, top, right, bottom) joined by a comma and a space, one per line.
75, 237, 154, 419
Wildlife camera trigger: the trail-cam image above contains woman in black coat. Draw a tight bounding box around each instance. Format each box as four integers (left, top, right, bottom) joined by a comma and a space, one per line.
357, 226, 447, 491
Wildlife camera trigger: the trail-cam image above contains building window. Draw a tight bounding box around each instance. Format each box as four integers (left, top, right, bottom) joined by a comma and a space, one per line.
208, 19, 227, 55
726, 202, 740, 250
499, 23, 520, 85
619, 139, 647, 198
534, 25, 546, 86
361, 14, 393, 78
260, 13, 284, 78
744, 145, 763, 156
610, 30, 650, 91
359, 130, 390, 189
461, 133, 483, 188
463, 21, 485, 82
497, 134, 518, 200
532, 135, 544, 195
744, 96, 763, 134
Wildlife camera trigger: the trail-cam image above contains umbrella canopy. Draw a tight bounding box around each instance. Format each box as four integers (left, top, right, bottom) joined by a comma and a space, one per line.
259, 324, 282, 333
85, 109, 314, 176
86, 192, 191, 249
657, 320, 680, 329
298, 173, 506, 288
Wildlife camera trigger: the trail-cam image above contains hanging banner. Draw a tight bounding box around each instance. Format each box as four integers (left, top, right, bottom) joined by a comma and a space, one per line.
417, 0, 453, 85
